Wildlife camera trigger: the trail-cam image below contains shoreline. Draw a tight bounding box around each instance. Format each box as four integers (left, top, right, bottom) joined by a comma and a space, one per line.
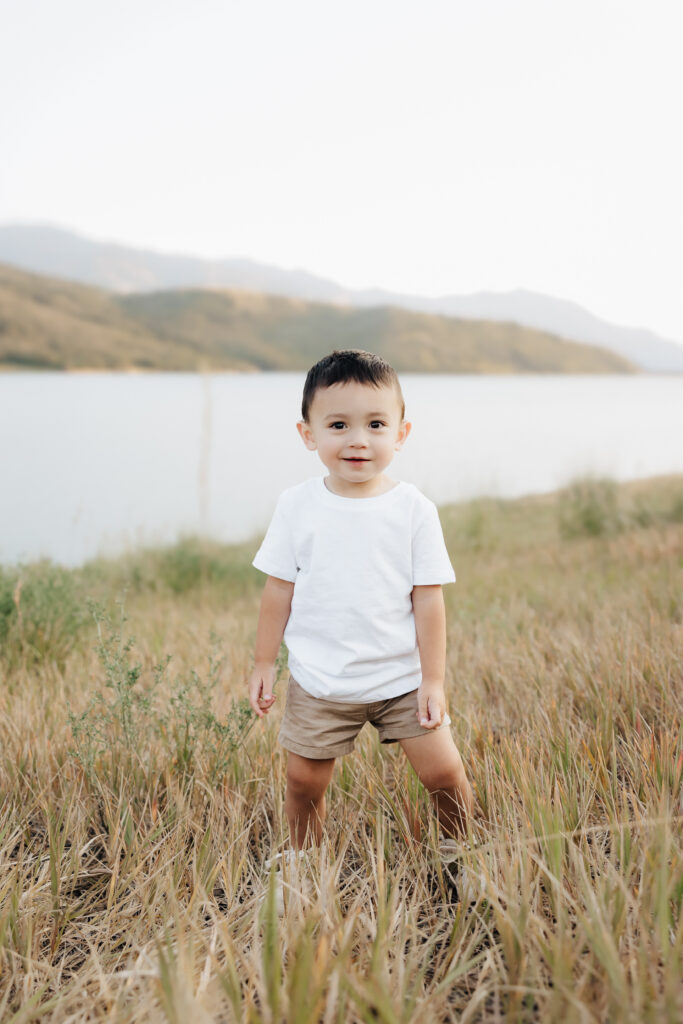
2, 365, 675, 377
2, 472, 681, 573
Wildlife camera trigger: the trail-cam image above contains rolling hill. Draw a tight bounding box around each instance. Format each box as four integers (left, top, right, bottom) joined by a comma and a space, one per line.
0, 262, 635, 374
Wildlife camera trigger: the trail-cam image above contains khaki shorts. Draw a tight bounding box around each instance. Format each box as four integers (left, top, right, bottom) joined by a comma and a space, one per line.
278, 675, 452, 760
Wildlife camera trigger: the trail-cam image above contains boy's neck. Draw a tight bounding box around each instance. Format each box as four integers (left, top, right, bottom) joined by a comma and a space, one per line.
322, 473, 399, 499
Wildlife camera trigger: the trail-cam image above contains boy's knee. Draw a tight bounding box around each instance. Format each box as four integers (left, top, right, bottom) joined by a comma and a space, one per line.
286, 754, 333, 802
420, 763, 470, 798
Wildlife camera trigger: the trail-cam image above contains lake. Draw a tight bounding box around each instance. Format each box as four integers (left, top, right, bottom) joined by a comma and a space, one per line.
1, 372, 682, 567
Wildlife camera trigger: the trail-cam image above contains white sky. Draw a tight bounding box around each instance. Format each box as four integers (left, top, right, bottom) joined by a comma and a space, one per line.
2, 0, 682, 341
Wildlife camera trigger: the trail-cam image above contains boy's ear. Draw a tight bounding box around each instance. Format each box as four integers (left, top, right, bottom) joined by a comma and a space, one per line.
395, 420, 412, 451
297, 420, 317, 450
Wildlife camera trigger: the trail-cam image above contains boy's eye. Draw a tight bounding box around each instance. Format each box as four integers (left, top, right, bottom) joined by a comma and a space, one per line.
327, 420, 386, 430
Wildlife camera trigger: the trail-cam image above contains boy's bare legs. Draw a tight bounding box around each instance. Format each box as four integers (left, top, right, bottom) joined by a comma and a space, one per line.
285, 753, 335, 849
399, 730, 474, 838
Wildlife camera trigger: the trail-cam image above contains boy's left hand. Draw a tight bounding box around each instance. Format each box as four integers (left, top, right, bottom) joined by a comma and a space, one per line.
417, 683, 446, 729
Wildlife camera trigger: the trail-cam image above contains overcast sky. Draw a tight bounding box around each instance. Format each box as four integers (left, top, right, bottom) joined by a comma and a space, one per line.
2, 0, 682, 341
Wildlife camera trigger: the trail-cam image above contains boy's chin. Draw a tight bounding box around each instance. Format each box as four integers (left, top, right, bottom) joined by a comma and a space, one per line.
338, 464, 377, 478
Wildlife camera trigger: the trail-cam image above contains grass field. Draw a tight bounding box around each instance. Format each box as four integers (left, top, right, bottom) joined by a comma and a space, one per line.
0, 476, 681, 1022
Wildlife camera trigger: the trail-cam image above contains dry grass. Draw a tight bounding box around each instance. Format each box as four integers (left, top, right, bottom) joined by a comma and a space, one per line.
0, 476, 681, 1022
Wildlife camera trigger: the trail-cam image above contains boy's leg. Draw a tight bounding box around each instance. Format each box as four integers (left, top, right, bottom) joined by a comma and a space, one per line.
285, 752, 335, 849
399, 729, 474, 838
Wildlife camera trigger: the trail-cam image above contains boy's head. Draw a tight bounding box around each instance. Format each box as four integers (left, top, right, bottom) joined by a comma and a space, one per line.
297, 350, 411, 495
300, 349, 405, 423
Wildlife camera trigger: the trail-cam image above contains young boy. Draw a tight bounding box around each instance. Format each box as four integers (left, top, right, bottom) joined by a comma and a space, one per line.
249, 350, 474, 880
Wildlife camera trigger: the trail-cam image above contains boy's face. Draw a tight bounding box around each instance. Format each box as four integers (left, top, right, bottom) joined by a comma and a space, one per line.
297, 381, 411, 496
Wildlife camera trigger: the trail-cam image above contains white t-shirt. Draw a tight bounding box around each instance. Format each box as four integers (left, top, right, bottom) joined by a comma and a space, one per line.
252, 476, 456, 702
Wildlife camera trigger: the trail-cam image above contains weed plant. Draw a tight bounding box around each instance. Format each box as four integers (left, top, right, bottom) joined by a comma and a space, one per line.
68, 603, 256, 786
0, 475, 681, 1021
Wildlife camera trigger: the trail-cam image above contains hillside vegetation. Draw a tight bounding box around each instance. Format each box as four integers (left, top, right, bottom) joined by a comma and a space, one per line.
0, 475, 681, 1019
0, 263, 635, 373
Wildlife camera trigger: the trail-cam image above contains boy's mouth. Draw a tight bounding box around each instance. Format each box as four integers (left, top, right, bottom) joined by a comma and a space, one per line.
344, 457, 369, 462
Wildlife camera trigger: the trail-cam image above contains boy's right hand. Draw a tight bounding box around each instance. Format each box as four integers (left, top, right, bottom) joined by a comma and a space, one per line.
249, 663, 277, 718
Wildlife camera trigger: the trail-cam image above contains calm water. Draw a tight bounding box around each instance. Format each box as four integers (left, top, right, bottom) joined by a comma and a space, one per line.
1, 372, 682, 566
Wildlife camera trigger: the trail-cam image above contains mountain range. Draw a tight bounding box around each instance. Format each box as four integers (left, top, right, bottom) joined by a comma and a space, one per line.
1, 222, 681, 371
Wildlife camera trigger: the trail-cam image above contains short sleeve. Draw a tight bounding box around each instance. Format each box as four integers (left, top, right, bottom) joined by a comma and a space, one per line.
252, 494, 298, 582
412, 500, 456, 585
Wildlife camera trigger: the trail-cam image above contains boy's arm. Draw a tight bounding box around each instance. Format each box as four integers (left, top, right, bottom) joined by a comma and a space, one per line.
249, 575, 295, 718
412, 583, 447, 729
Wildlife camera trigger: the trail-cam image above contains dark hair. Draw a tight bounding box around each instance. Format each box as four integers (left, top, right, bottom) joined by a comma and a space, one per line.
301, 349, 405, 422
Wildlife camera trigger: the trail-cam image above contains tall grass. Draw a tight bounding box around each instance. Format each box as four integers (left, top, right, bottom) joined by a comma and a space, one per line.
0, 475, 681, 1021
